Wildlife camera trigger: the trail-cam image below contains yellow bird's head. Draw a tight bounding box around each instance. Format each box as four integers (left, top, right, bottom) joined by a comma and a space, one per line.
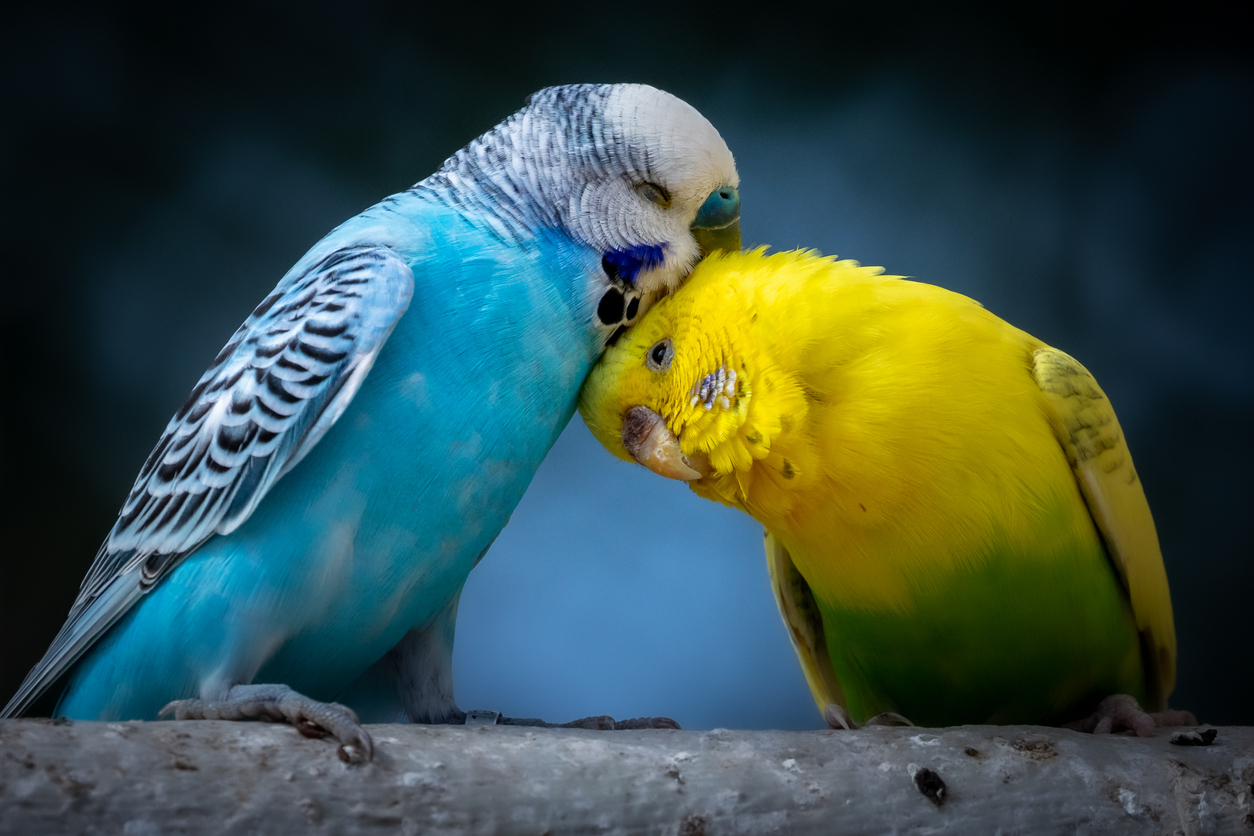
579, 248, 822, 513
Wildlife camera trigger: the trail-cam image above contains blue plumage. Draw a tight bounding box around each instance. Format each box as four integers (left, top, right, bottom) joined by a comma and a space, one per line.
58, 208, 597, 721
4, 84, 739, 749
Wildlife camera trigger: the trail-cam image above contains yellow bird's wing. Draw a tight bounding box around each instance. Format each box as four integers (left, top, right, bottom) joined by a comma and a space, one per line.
765, 529, 846, 716
1032, 347, 1177, 710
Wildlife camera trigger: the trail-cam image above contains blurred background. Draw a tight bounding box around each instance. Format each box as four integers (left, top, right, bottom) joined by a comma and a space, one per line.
2, 3, 1250, 730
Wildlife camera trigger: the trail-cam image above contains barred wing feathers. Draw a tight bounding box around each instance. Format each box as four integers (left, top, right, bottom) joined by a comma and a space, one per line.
2, 245, 414, 718
1032, 347, 1177, 710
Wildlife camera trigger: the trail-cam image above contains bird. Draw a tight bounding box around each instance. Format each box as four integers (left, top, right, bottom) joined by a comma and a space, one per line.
3, 84, 742, 761
578, 247, 1195, 735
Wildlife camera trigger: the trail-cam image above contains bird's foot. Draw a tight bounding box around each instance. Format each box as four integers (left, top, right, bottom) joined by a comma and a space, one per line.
160, 683, 374, 763
462, 710, 680, 730
824, 703, 915, 730
1062, 693, 1197, 737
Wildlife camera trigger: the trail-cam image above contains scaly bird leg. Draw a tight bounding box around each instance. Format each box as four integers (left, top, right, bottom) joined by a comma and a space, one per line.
824, 703, 914, 730
161, 683, 373, 763
1062, 693, 1198, 737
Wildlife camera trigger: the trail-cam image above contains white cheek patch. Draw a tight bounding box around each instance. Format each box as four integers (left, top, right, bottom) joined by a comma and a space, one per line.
690, 366, 737, 411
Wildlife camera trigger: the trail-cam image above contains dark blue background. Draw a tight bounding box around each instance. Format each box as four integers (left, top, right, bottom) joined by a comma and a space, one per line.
2, 3, 1250, 728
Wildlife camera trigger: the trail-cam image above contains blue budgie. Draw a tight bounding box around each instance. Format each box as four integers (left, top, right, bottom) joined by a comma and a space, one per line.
3, 84, 741, 761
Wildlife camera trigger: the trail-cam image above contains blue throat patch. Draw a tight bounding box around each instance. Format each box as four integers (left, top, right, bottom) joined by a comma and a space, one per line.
602, 244, 666, 285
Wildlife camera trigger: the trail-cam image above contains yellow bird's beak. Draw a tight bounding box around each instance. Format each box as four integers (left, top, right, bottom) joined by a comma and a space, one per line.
691, 186, 741, 257
621, 406, 708, 481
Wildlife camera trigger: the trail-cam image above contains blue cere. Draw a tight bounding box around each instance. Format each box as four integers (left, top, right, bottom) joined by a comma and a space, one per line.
693, 186, 740, 230
602, 243, 666, 284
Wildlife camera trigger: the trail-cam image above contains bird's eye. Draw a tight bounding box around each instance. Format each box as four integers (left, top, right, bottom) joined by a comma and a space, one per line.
635, 181, 672, 209
646, 338, 674, 373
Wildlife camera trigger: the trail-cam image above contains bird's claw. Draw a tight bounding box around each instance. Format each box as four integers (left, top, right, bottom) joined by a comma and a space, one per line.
160, 683, 374, 763
1063, 694, 1198, 737
824, 703, 915, 730
865, 711, 915, 727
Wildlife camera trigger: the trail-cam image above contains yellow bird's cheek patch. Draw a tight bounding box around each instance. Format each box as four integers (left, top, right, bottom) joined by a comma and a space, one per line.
675, 357, 749, 456
688, 365, 738, 411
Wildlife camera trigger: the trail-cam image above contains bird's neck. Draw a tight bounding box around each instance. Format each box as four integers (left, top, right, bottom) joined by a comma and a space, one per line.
403, 177, 548, 248
405, 113, 568, 247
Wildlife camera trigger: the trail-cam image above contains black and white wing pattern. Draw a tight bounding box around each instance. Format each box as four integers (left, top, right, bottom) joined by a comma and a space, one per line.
2, 245, 414, 718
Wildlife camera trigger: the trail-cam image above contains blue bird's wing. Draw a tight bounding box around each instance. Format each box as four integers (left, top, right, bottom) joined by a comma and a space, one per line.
3, 245, 414, 718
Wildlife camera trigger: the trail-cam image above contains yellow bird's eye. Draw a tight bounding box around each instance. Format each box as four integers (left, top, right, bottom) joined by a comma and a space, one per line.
635, 181, 672, 209
646, 338, 674, 373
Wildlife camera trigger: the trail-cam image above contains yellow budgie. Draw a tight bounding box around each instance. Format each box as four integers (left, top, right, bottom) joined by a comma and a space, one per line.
579, 248, 1195, 733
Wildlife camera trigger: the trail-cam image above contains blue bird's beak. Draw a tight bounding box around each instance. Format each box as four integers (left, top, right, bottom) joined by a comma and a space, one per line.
691, 186, 741, 257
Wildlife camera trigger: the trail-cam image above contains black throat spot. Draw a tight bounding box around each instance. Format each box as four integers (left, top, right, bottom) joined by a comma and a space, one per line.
597, 287, 626, 325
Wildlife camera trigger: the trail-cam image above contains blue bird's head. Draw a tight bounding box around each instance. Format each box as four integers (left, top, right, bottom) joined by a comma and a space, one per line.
426, 84, 740, 340
525, 84, 740, 294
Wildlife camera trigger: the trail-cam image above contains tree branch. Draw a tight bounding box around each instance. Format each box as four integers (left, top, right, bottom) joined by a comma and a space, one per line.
1, 719, 1249, 833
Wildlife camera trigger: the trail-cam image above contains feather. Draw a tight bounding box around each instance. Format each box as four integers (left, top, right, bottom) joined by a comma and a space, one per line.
2, 246, 413, 719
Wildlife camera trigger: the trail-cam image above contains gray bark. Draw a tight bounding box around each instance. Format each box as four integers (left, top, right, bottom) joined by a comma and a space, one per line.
1, 719, 1250, 834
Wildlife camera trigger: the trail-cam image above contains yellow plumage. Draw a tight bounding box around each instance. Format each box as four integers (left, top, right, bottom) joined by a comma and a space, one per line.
579, 248, 1177, 727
